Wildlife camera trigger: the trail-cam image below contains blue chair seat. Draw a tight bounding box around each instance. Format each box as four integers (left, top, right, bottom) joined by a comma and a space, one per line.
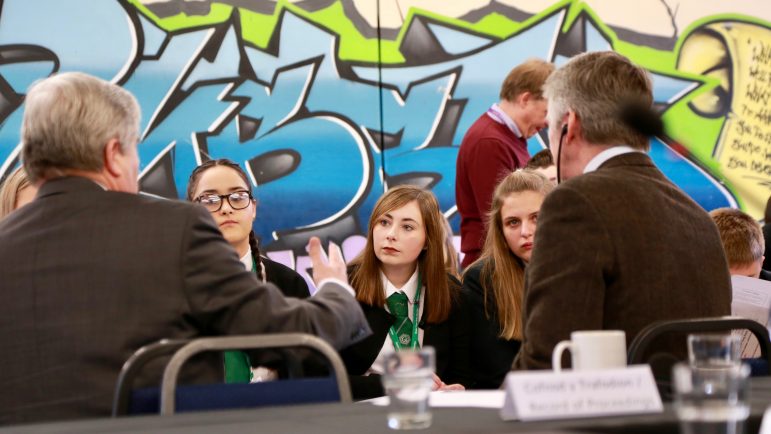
113, 334, 352, 416
743, 357, 769, 377
129, 377, 341, 414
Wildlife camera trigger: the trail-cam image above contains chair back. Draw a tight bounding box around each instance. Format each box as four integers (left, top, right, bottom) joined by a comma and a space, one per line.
159, 333, 351, 415
626, 316, 771, 400
112, 339, 188, 416
628, 316, 771, 366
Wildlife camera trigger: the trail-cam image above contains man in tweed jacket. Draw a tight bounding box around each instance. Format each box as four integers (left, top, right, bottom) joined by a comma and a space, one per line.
513, 52, 731, 370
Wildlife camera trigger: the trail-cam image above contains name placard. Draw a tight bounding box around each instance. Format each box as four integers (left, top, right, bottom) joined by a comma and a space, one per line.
500, 365, 663, 421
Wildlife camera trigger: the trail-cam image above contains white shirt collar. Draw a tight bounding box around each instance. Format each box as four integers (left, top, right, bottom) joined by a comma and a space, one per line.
583, 146, 641, 174
239, 248, 252, 271
486, 103, 523, 138
381, 268, 420, 303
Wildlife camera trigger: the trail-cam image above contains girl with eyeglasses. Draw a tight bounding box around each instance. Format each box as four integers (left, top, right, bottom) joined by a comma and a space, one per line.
186, 159, 310, 383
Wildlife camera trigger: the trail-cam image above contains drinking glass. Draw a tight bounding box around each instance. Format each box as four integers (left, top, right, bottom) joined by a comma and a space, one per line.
381, 348, 435, 430
688, 334, 742, 368
672, 362, 750, 434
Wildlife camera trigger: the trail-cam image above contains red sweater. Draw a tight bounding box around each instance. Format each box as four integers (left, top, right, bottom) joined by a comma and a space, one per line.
455, 113, 530, 267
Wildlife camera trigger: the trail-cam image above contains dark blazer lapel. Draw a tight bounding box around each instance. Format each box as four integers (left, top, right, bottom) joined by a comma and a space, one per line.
421, 321, 449, 351
419, 298, 442, 345
418, 274, 460, 353
419, 296, 453, 376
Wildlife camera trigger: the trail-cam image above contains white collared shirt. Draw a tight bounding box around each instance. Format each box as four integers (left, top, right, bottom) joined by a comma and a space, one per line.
486, 103, 523, 138
583, 146, 642, 174
367, 269, 425, 375
239, 247, 268, 284
239, 249, 252, 271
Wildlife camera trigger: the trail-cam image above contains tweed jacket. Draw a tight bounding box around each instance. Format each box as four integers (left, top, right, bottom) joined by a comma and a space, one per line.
513, 152, 732, 370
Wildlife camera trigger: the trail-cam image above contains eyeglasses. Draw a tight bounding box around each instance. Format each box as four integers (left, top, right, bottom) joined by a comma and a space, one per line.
195, 191, 253, 212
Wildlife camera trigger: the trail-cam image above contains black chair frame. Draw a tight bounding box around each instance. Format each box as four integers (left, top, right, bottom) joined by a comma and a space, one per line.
628, 316, 771, 366
112, 339, 189, 416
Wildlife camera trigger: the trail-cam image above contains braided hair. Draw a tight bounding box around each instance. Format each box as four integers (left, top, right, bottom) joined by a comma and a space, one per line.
186, 158, 265, 282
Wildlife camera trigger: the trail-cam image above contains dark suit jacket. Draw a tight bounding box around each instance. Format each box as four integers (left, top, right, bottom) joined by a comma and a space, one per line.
241, 258, 311, 373
0, 177, 370, 424
340, 274, 471, 400
461, 260, 521, 389
513, 153, 732, 370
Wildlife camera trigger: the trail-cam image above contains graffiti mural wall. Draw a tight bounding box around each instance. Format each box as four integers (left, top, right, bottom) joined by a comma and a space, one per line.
0, 0, 769, 279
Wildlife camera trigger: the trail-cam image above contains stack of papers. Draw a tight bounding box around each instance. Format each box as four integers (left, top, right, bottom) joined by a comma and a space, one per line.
731, 275, 771, 357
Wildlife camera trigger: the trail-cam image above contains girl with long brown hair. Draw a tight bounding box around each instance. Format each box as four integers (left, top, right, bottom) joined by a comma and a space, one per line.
342, 185, 470, 399
462, 169, 554, 388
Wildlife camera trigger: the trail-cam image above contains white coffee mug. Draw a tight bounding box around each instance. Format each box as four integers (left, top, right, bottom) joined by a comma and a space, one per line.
551, 330, 627, 372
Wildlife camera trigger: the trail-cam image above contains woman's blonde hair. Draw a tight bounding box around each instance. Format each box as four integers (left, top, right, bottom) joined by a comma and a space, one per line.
0, 166, 33, 219
350, 185, 454, 323
441, 215, 460, 279
469, 169, 554, 339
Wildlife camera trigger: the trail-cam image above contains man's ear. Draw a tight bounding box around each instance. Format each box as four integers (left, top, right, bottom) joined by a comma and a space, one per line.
564, 111, 581, 144
517, 91, 533, 106
103, 138, 124, 178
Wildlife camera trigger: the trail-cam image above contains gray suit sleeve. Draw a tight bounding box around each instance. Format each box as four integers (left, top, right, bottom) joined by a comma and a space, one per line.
179, 206, 371, 349
513, 185, 614, 370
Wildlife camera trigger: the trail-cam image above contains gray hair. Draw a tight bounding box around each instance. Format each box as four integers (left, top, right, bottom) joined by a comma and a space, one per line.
21, 72, 141, 182
544, 51, 653, 150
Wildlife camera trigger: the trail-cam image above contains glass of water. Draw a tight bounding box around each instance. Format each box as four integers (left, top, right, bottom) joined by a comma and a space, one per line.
688, 334, 742, 368
672, 362, 750, 434
381, 347, 435, 430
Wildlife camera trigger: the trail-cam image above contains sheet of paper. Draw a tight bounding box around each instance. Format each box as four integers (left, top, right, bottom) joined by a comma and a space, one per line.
731, 275, 771, 357
428, 390, 505, 408
363, 396, 389, 406
363, 391, 505, 408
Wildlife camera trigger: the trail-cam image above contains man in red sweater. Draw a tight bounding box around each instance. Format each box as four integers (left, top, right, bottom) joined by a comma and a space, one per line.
456, 59, 554, 268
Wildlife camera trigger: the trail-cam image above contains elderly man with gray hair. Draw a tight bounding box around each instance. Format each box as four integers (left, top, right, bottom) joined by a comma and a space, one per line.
0, 72, 369, 424
512, 51, 731, 370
